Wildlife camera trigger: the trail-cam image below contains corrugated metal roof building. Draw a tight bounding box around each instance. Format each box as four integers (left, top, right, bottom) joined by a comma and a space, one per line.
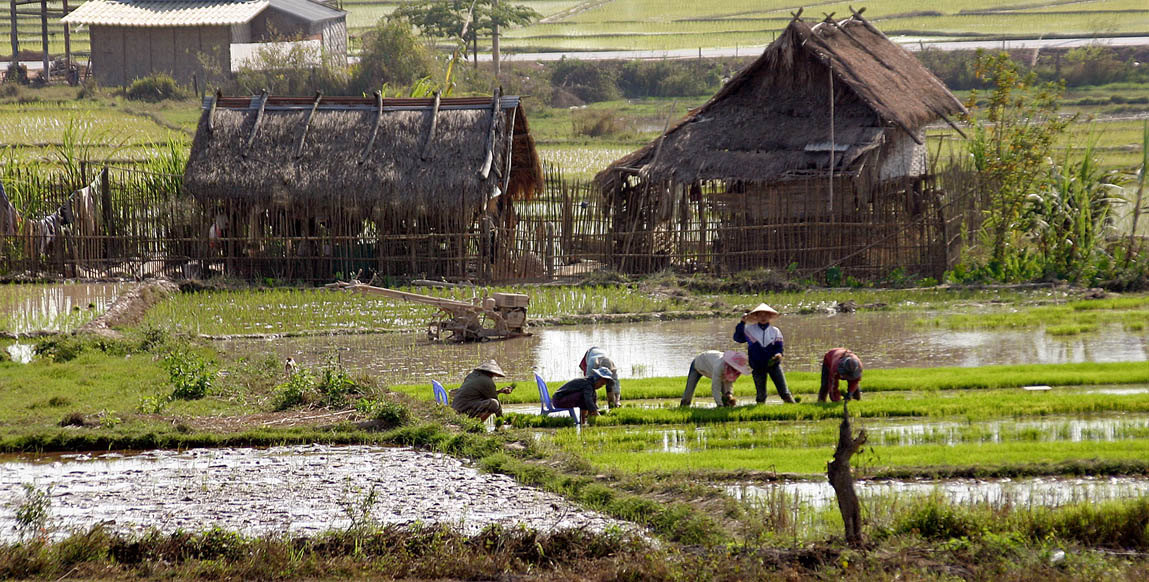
63, 0, 346, 87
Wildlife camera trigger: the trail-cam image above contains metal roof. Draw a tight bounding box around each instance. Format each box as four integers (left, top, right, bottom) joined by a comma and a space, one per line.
267, 0, 344, 23
62, 0, 270, 27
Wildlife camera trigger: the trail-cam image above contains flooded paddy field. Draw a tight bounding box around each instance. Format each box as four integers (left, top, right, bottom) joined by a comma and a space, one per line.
220, 313, 1148, 385
0, 444, 630, 542
727, 476, 1149, 510
0, 282, 125, 336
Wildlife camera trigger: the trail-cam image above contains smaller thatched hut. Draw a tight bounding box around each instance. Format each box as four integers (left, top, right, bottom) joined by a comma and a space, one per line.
183, 92, 543, 281
595, 12, 968, 278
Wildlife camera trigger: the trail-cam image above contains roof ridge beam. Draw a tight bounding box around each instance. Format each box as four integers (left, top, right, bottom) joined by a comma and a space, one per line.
358, 91, 383, 165
294, 91, 322, 159
242, 89, 268, 158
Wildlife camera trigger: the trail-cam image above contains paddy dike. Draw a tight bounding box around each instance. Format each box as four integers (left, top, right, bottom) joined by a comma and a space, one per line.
0, 444, 633, 542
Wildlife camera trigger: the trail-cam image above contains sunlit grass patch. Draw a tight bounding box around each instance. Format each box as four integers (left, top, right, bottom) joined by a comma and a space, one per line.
928, 295, 1149, 334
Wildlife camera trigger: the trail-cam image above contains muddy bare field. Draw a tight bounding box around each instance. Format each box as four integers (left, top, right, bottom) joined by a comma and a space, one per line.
0, 445, 631, 542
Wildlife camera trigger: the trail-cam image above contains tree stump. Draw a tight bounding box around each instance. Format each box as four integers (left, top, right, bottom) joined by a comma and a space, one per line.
827, 400, 867, 546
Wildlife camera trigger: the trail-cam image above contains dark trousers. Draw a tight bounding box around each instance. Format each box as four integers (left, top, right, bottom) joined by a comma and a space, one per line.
752, 362, 793, 403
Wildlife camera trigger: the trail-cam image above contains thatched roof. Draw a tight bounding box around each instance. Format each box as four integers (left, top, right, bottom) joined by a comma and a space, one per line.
184, 94, 543, 214
595, 14, 966, 193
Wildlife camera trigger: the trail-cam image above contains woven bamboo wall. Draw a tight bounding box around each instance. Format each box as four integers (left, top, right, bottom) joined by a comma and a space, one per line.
0, 163, 979, 283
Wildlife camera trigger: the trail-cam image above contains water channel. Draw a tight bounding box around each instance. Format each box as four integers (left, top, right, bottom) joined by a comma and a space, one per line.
728, 476, 1149, 510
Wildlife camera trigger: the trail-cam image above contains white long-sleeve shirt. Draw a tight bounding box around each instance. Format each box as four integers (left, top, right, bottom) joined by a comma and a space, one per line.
691, 351, 736, 405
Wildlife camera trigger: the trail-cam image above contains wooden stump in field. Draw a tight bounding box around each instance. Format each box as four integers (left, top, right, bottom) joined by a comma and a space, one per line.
827, 400, 867, 546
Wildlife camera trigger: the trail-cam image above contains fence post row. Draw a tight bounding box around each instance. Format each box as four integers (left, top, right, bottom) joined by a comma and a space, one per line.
1, 162, 978, 282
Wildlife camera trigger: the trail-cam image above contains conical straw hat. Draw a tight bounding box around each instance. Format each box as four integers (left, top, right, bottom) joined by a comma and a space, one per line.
474, 360, 506, 377
744, 303, 779, 317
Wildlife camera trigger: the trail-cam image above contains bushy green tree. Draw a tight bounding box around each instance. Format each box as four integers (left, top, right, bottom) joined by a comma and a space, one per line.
390, 0, 540, 63
354, 19, 436, 92
965, 51, 1073, 277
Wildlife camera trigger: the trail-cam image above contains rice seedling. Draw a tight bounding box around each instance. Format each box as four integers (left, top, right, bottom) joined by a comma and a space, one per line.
928, 295, 1149, 334
391, 362, 1149, 404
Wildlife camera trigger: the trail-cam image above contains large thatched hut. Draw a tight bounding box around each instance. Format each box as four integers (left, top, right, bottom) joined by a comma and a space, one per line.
595, 13, 968, 278
183, 92, 543, 281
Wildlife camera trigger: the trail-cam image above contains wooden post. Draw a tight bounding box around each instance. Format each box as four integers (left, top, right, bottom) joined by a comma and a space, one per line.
827, 400, 867, 547
827, 63, 835, 213
62, 0, 70, 72
100, 166, 112, 260
9, 0, 18, 75
40, 0, 49, 82
492, 0, 500, 79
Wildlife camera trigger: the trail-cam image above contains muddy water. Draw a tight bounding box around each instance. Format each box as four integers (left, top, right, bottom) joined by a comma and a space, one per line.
0, 282, 125, 335
728, 476, 1149, 510
632, 412, 1149, 453
0, 445, 630, 542
220, 313, 1149, 385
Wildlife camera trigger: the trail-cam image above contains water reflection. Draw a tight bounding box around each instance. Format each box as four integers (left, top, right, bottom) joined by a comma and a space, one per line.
0, 282, 125, 334
220, 312, 1148, 385
728, 476, 1149, 509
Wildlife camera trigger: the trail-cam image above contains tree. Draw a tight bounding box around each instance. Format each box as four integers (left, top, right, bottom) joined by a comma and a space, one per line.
965, 51, 1073, 276
390, 0, 540, 68
354, 19, 436, 93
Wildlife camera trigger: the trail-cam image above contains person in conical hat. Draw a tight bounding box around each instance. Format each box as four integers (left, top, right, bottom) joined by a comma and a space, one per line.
733, 303, 796, 404
450, 359, 515, 420
680, 350, 751, 407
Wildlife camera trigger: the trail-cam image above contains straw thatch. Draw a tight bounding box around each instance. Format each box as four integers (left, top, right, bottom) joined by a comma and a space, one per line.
595, 15, 966, 194
184, 95, 543, 215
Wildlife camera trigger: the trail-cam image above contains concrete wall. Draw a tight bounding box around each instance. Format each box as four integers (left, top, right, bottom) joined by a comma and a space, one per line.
90, 25, 231, 87
248, 10, 347, 62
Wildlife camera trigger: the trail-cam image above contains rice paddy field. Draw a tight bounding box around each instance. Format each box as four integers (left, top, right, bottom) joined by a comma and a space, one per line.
134, 285, 1060, 337
6, 0, 1149, 63
0, 100, 193, 167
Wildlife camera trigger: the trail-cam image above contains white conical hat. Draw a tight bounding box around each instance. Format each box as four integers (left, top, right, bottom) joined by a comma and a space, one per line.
745, 303, 779, 317
473, 360, 506, 377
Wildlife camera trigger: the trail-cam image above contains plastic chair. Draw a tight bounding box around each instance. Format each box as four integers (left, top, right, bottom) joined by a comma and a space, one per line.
431, 380, 449, 405
535, 373, 579, 424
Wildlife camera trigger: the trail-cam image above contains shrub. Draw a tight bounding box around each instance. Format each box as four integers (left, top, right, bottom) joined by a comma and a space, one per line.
356, 399, 411, 428
58, 412, 86, 427
273, 368, 315, 410
162, 349, 214, 400
550, 59, 619, 103
354, 19, 435, 93
125, 73, 186, 102
571, 108, 634, 138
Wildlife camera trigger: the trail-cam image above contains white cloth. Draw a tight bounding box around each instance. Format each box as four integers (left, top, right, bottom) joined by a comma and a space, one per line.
742, 323, 782, 346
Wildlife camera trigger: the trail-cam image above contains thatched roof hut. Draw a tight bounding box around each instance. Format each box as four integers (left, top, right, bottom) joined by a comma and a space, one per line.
596, 15, 965, 192
184, 93, 543, 216
593, 13, 969, 278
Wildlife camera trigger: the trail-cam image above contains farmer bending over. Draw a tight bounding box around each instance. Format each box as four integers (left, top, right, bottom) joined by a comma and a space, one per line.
579, 346, 621, 410
552, 367, 616, 425
450, 360, 515, 421
680, 350, 751, 407
733, 303, 796, 403
819, 348, 864, 402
